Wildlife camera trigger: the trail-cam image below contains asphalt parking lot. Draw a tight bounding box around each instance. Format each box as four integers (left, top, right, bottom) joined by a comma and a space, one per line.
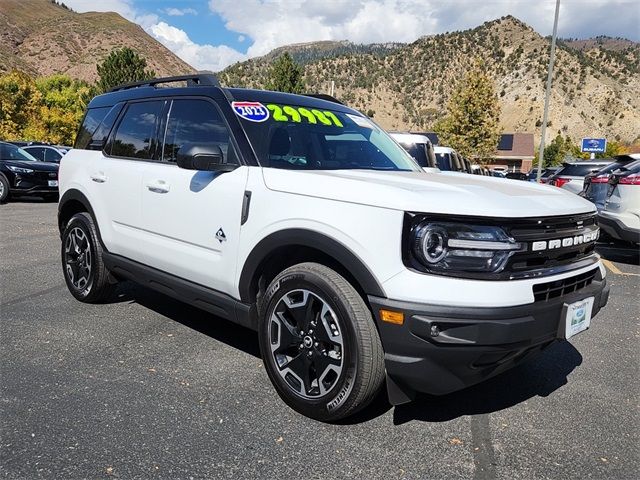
1, 201, 639, 480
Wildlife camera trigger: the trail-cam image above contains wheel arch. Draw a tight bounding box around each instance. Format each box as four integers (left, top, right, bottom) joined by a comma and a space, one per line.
58, 189, 100, 240
238, 229, 385, 306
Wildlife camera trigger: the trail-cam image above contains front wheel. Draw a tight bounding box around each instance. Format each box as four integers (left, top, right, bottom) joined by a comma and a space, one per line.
259, 263, 385, 421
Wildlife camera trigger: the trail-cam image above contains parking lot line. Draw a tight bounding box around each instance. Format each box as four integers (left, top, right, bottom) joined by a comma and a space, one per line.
601, 258, 640, 276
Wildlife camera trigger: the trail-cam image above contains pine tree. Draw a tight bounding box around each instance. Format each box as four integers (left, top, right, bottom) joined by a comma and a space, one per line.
265, 53, 305, 94
435, 60, 501, 161
96, 48, 155, 93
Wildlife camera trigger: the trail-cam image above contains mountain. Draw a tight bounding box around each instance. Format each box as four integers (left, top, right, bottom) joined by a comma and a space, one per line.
220, 16, 640, 144
0, 0, 194, 82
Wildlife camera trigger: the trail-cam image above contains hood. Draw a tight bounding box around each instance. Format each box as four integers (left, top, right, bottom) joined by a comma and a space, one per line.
1, 160, 59, 172
262, 169, 596, 218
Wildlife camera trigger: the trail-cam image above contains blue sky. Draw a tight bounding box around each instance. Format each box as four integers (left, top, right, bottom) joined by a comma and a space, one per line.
64, 1, 640, 72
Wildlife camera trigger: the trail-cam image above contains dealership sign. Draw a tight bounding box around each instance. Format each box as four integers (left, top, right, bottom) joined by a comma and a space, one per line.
581, 138, 607, 153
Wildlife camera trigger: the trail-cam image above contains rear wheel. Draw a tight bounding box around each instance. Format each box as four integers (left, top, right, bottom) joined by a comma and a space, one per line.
0, 175, 9, 203
61, 212, 115, 302
259, 262, 385, 421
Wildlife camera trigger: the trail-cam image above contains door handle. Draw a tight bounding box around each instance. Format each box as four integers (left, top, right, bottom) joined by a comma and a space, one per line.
146, 180, 170, 193
90, 173, 107, 183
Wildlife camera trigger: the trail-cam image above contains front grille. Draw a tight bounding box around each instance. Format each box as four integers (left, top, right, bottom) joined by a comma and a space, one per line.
504, 213, 598, 276
533, 268, 598, 302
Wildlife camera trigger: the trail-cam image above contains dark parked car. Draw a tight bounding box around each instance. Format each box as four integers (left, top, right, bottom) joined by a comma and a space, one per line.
581, 154, 639, 210
506, 171, 529, 181
22, 145, 68, 163
0, 141, 59, 203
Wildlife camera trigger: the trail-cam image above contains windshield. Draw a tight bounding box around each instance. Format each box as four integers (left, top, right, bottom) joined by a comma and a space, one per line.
235, 102, 420, 172
0, 143, 38, 161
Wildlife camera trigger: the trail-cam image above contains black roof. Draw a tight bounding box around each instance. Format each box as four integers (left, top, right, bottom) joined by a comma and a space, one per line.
88, 80, 357, 115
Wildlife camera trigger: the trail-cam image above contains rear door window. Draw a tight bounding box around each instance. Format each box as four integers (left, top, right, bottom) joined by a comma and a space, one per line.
110, 101, 164, 159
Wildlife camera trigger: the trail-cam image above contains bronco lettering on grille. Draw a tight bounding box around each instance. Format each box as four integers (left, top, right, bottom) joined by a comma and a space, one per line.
531, 229, 599, 252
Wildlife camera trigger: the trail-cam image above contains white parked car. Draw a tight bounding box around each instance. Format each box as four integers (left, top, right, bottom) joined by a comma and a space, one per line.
388, 132, 439, 173
599, 159, 640, 244
58, 74, 610, 421
549, 160, 611, 194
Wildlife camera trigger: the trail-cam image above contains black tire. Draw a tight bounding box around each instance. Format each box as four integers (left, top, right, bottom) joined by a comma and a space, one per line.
259, 262, 385, 422
61, 212, 116, 303
0, 174, 10, 203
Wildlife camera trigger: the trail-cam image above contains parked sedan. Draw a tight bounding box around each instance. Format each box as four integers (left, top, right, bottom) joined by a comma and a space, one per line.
506, 171, 529, 181
598, 159, 640, 244
0, 141, 59, 203
581, 154, 639, 210
22, 145, 68, 163
548, 160, 611, 194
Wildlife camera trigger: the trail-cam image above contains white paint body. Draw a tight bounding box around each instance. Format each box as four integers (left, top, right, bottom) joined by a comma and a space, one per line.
60, 151, 604, 308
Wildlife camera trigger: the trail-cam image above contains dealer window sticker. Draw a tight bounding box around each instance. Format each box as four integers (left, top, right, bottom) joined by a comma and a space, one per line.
265, 104, 344, 127
232, 101, 270, 122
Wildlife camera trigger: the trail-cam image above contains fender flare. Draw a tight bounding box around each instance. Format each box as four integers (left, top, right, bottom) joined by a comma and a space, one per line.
238, 228, 386, 302
58, 189, 101, 240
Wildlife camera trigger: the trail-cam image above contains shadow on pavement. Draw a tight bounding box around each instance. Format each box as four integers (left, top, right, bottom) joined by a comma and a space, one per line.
108, 282, 583, 426
392, 340, 582, 425
596, 240, 639, 266
118, 281, 261, 359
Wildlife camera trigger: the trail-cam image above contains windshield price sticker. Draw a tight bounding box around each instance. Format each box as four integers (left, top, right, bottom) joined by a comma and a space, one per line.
266, 104, 343, 127
232, 101, 270, 122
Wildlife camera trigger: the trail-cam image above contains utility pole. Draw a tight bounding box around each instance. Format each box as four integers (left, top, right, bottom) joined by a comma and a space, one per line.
536, 0, 561, 182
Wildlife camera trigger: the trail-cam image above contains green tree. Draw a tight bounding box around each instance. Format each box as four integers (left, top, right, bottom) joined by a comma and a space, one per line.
0, 71, 91, 145
434, 60, 501, 161
96, 47, 155, 93
534, 135, 581, 167
265, 52, 305, 93
36, 75, 92, 145
0, 71, 45, 141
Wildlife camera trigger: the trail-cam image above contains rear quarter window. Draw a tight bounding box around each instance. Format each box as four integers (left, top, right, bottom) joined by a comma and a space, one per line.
75, 107, 110, 149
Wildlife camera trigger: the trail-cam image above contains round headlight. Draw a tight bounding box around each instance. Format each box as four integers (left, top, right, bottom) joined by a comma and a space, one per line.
419, 225, 448, 264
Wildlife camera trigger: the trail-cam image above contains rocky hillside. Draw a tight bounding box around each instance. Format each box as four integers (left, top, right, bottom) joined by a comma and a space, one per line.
221, 17, 640, 144
0, 0, 194, 82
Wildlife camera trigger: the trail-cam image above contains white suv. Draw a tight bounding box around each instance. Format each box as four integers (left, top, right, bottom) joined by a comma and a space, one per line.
58, 75, 610, 421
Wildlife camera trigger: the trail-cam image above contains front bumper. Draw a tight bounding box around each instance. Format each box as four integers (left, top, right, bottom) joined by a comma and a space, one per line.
598, 212, 640, 244
369, 269, 609, 404
9, 172, 59, 196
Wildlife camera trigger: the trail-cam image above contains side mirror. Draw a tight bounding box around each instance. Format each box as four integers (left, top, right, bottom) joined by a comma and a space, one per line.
176, 144, 237, 172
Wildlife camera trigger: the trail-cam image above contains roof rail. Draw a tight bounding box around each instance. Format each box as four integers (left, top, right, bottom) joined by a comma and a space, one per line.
108, 72, 220, 92
303, 93, 343, 105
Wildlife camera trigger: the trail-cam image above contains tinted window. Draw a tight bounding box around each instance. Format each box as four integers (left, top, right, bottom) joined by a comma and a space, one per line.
24, 147, 46, 161
111, 101, 163, 159
400, 143, 428, 167
561, 163, 609, 177
435, 153, 452, 171
162, 99, 236, 164
45, 148, 62, 162
75, 107, 110, 149
90, 103, 124, 151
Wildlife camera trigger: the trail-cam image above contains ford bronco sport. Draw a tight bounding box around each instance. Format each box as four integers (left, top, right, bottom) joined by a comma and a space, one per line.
58, 74, 609, 421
